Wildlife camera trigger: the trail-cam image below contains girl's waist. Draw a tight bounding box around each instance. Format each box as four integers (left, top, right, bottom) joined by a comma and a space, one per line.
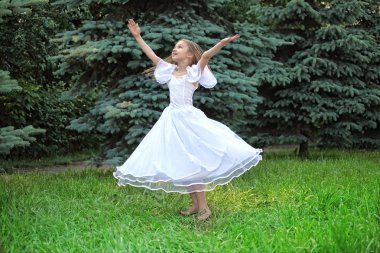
168, 103, 194, 109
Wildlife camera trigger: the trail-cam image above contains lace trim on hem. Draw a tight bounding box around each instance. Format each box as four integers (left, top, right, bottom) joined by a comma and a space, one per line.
113, 153, 262, 194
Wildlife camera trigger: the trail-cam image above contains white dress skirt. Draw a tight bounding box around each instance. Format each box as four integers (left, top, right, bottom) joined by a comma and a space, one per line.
113, 59, 262, 193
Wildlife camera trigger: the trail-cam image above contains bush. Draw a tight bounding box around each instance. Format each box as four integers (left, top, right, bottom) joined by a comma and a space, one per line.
1, 80, 103, 158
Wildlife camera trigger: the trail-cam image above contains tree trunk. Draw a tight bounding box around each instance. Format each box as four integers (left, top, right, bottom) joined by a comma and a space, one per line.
298, 140, 309, 159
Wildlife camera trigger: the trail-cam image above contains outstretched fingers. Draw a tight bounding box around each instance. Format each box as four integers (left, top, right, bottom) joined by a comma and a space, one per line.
221, 34, 240, 44
128, 19, 136, 28
227, 34, 240, 43
231, 34, 240, 40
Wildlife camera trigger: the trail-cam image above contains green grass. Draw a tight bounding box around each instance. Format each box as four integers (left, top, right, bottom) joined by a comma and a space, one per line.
0, 149, 379, 252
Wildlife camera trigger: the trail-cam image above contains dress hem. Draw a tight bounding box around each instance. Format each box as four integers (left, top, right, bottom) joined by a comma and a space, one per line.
113, 151, 262, 194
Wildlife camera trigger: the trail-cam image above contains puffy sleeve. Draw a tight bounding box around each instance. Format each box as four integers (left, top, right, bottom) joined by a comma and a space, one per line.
154, 59, 176, 84
186, 62, 217, 88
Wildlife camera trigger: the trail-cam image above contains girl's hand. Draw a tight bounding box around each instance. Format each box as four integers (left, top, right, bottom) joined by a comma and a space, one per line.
128, 19, 141, 37
221, 34, 240, 45
199, 34, 241, 70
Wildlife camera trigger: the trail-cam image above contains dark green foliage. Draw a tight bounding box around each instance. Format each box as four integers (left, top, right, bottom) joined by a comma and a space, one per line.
0, 0, 72, 87
52, 0, 278, 164
1, 81, 101, 158
0, 0, 101, 158
0, 70, 45, 156
208, 0, 259, 23
0, 0, 48, 23
248, 0, 380, 157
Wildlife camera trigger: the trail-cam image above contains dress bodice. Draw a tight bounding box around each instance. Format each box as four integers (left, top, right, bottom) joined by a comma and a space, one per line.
168, 75, 197, 107
154, 59, 217, 108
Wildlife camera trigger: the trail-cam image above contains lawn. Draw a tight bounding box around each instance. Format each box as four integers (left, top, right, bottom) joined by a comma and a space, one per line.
0, 149, 379, 252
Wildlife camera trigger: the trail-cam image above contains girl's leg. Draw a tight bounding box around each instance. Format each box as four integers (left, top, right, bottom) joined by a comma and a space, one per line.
180, 193, 199, 215
190, 192, 198, 208
195, 191, 212, 220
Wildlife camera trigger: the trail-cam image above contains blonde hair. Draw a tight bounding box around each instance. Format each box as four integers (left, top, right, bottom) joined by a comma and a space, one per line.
143, 39, 204, 76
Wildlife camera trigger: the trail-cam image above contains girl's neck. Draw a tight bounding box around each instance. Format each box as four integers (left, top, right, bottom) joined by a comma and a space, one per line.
175, 60, 191, 72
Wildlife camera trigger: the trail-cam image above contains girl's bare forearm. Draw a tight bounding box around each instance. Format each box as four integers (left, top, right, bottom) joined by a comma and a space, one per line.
198, 41, 226, 71
198, 35, 239, 70
202, 41, 226, 60
134, 35, 160, 65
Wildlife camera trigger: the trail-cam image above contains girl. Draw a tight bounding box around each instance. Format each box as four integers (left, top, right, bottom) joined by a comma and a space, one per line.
114, 19, 262, 221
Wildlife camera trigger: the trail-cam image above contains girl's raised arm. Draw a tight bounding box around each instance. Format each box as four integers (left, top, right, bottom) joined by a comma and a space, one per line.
198, 34, 240, 71
128, 19, 160, 65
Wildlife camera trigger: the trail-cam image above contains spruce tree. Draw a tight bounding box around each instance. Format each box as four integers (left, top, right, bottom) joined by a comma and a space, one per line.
51, 0, 282, 164
339, 0, 380, 149
249, 0, 380, 157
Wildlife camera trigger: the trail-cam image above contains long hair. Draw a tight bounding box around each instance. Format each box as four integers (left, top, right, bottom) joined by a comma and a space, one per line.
143, 39, 204, 77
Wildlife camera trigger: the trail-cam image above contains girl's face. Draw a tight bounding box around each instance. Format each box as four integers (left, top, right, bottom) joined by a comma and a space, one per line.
172, 40, 194, 63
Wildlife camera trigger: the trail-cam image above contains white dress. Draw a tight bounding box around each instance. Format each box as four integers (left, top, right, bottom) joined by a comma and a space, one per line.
113, 59, 262, 193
